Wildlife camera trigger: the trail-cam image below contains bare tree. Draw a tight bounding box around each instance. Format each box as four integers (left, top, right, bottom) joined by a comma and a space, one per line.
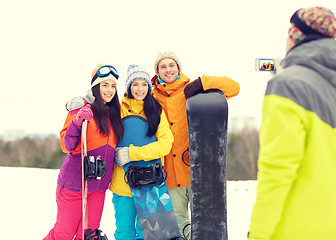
227, 128, 259, 180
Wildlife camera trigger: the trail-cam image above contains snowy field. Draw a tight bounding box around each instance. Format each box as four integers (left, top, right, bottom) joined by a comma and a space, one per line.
0, 166, 257, 239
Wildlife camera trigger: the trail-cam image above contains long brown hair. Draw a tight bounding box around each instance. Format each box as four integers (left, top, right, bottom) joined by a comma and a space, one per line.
91, 85, 124, 144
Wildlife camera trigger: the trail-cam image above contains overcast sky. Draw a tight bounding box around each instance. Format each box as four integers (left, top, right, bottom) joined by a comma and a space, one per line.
1, 0, 335, 135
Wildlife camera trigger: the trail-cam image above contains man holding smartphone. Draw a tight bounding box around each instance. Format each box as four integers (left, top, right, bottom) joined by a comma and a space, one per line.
248, 6, 336, 240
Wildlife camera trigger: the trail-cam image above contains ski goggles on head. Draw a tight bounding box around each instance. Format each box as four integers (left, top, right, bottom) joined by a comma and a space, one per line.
91, 65, 119, 88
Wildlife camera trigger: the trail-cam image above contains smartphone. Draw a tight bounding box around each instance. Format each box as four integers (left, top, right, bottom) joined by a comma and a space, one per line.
255, 58, 276, 72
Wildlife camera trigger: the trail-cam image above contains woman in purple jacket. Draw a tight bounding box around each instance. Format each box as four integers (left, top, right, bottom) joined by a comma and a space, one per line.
44, 64, 124, 240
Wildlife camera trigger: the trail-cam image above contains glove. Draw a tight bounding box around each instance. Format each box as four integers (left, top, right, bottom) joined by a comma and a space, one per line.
73, 104, 93, 126
66, 90, 94, 111
84, 89, 95, 104
184, 77, 204, 99
114, 147, 130, 167
66, 96, 85, 111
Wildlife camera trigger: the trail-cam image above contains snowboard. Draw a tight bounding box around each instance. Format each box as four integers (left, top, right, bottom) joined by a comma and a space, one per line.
81, 120, 89, 239
186, 91, 228, 240
118, 115, 181, 240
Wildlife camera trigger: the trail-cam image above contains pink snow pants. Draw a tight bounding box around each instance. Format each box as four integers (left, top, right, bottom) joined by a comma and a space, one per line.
44, 186, 106, 240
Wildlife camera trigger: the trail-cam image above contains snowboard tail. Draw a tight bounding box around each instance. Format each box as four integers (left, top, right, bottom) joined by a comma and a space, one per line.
186, 91, 228, 240
81, 120, 108, 240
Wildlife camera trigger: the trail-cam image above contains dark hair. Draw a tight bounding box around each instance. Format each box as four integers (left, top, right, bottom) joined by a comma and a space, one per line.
127, 88, 162, 137
91, 85, 124, 144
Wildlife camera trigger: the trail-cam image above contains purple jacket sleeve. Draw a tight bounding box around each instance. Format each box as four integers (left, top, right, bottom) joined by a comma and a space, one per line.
64, 121, 82, 152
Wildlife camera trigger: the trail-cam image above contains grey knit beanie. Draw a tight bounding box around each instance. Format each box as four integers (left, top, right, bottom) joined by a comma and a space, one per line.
154, 51, 182, 74
125, 64, 152, 93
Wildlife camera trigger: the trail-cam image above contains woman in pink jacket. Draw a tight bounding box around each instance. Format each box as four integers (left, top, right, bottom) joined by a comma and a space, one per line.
44, 64, 124, 240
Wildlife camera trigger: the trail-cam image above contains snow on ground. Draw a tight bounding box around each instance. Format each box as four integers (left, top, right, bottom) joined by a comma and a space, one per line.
0, 166, 257, 239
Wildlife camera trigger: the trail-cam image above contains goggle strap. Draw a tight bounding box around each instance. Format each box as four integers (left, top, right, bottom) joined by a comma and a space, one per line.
92, 73, 99, 82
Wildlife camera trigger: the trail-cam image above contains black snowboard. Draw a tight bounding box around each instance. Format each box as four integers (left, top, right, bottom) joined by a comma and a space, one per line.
186, 91, 228, 240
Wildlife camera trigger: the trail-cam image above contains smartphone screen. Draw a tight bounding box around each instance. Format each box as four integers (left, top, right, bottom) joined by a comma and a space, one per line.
255, 58, 275, 72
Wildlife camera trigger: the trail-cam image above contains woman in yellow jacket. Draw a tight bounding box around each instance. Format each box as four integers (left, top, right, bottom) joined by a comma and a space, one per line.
109, 64, 174, 240
151, 51, 240, 239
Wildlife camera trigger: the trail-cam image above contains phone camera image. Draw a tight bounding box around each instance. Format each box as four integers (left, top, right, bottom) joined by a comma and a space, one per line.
255, 58, 276, 72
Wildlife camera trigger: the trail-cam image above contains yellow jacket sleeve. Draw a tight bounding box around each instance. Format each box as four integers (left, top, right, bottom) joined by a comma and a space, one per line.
128, 111, 174, 165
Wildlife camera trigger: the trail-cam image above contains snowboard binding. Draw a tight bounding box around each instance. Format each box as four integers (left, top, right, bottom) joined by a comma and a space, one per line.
84, 155, 106, 180
84, 228, 108, 240
124, 162, 167, 189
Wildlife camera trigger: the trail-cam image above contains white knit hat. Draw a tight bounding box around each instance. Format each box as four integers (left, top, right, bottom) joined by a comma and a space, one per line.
154, 51, 182, 74
125, 64, 152, 93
